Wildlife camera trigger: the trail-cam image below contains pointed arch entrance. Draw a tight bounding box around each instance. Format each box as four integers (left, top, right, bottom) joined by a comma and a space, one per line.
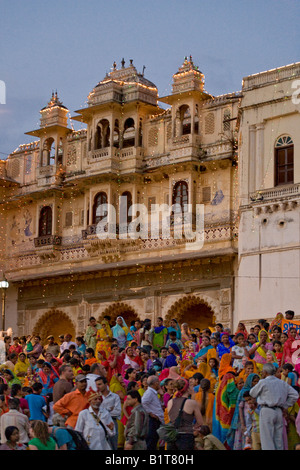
32, 309, 76, 344
165, 295, 216, 331
99, 302, 139, 328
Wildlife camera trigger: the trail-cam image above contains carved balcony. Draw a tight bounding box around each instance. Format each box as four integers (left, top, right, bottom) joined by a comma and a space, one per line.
34, 235, 62, 248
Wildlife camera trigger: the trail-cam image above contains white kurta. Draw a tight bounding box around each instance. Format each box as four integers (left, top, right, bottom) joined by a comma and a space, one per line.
0, 340, 5, 365
75, 406, 115, 450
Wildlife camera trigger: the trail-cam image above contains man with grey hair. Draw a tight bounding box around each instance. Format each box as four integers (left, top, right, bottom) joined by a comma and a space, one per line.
250, 363, 298, 450
141, 375, 164, 450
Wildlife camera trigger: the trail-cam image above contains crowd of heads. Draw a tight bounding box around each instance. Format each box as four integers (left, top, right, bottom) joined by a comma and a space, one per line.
0, 309, 299, 450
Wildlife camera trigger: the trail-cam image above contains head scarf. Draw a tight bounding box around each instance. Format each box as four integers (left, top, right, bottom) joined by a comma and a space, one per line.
124, 346, 140, 369
168, 366, 181, 379
100, 319, 112, 336
97, 350, 107, 360
112, 316, 130, 346
169, 343, 181, 357
283, 328, 300, 363
218, 353, 235, 379
270, 312, 284, 331
235, 322, 248, 340
38, 361, 59, 384
174, 377, 189, 398
168, 319, 182, 340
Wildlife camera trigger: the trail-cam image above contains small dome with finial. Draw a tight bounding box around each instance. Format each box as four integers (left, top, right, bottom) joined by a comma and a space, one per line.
41, 91, 68, 111
172, 56, 205, 94
88, 59, 158, 107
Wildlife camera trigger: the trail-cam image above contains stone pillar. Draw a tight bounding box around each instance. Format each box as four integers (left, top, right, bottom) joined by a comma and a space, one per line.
219, 287, 232, 330
78, 300, 90, 336
255, 123, 265, 191
248, 125, 256, 195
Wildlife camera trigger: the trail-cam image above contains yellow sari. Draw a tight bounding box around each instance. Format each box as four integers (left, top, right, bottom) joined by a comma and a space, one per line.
95, 319, 113, 358
14, 354, 30, 384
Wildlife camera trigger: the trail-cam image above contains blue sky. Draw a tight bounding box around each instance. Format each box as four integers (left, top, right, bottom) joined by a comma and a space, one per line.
0, 0, 299, 156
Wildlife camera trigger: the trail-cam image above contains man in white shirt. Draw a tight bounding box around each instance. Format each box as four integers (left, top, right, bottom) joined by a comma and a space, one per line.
85, 363, 107, 392
250, 362, 299, 450
95, 376, 121, 450
141, 375, 164, 450
0, 337, 5, 364
60, 334, 77, 355
0, 397, 30, 444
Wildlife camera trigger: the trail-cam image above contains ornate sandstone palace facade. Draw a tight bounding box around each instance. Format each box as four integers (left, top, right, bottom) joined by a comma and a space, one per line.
0, 58, 299, 341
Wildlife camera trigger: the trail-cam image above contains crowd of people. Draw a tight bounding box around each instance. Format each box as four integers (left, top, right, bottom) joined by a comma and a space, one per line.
0, 310, 300, 451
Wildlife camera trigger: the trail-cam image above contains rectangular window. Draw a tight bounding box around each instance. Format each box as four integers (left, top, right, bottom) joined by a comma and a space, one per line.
65, 211, 73, 227
202, 186, 211, 204
148, 197, 156, 213
275, 146, 294, 186
80, 209, 85, 226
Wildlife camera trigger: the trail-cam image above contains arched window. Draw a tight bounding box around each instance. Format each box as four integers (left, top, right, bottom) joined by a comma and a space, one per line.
180, 105, 191, 135
92, 192, 108, 225
275, 135, 294, 186
120, 191, 133, 229
171, 181, 188, 227
39, 206, 52, 236
113, 119, 120, 149
95, 123, 102, 150
123, 118, 135, 148
172, 181, 188, 212
42, 138, 55, 166
139, 118, 143, 147
194, 105, 199, 134
100, 119, 110, 148
57, 138, 63, 165
95, 119, 110, 150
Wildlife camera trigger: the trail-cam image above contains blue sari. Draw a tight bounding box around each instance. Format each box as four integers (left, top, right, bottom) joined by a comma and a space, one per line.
193, 345, 213, 364
112, 316, 132, 348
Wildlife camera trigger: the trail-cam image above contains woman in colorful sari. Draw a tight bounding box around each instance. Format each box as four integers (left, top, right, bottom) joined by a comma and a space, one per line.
84, 316, 102, 350
95, 319, 113, 359
248, 329, 273, 372
181, 323, 191, 344
216, 332, 235, 360
13, 353, 30, 385
2, 369, 21, 387
206, 336, 219, 363
152, 317, 168, 352
38, 362, 59, 396
234, 322, 248, 340
212, 354, 239, 445
282, 327, 300, 364
165, 343, 181, 368
112, 316, 129, 349
225, 372, 260, 450
270, 312, 284, 331
237, 359, 258, 383
194, 336, 214, 364
167, 319, 182, 340
122, 346, 142, 374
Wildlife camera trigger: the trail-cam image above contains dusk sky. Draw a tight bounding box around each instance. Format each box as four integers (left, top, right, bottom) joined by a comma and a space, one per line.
0, 0, 299, 156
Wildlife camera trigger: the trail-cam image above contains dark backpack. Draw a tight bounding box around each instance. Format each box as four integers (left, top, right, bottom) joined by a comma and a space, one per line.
52, 426, 90, 451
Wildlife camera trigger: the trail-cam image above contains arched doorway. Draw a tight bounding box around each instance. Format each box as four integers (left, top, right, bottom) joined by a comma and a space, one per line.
165, 295, 216, 331
99, 302, 139, 329
32, 309, 76, 345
